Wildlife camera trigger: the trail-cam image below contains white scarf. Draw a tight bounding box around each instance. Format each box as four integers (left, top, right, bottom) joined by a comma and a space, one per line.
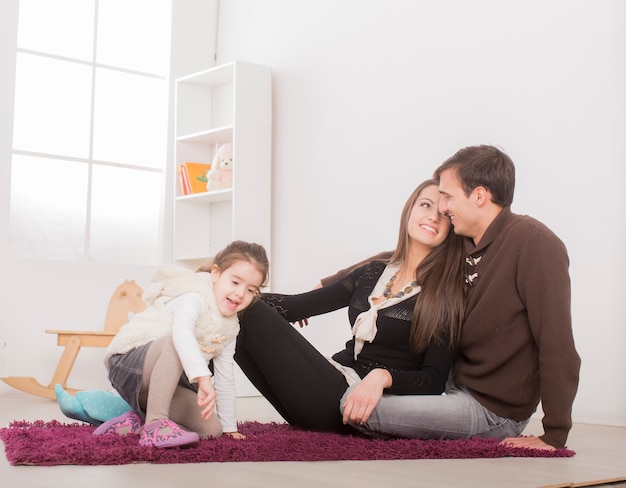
351, 264, 421, 359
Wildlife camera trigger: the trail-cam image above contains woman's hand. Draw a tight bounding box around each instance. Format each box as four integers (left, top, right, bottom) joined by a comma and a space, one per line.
342, 368, 392, 425
292, 318, 309, 328
196, 375, 217, 420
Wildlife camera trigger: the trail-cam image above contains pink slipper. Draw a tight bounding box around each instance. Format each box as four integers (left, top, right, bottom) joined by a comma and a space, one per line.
139, 419, 199, 448
93, 410, 143, 436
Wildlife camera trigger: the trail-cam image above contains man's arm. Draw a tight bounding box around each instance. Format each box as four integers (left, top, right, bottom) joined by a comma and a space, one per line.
319, 251, 393, 287
519, 231, 580, 448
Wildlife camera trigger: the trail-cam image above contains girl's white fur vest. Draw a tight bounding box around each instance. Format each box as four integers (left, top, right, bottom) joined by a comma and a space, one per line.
103, 265, 239, 369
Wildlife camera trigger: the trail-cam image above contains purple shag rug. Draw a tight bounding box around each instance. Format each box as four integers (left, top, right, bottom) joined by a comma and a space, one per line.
0, 420, 575, 466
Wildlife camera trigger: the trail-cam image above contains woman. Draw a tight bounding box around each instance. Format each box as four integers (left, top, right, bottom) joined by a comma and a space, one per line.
234, 179, 466, 435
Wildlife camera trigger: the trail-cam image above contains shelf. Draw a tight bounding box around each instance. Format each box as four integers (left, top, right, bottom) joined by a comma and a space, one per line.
176, 188, 232, 204
176, 125, 233, 145
177, 62, 235, 87
175, 65, 234, 137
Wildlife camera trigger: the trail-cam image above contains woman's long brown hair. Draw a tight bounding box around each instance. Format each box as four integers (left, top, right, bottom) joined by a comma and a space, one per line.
388, 179, 466, 353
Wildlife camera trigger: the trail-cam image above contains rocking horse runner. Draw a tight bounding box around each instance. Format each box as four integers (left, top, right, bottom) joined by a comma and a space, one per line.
1, 280, 146, 400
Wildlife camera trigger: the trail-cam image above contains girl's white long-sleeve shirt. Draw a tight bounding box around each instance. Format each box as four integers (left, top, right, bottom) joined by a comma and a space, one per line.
167, 291, 238, 433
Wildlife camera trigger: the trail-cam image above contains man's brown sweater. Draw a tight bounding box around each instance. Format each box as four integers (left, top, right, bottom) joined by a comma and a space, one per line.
320, 207, 580, 448
455, 207, 580, 448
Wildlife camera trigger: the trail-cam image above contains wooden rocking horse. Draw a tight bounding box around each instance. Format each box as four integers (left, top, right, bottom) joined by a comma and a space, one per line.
1, 280, 146, 400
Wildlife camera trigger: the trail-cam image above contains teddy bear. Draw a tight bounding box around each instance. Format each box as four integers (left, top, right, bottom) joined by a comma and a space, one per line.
206, 142, 234, 191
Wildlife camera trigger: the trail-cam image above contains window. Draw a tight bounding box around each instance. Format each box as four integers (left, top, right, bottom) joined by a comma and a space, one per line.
10, 0, 171, 264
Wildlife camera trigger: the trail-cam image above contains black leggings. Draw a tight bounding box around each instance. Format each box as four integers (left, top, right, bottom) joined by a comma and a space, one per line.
235, 299, 353, 433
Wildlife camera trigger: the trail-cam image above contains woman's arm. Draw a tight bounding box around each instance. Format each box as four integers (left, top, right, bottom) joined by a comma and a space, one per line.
262, 276, 354, 323
342, 341, 455, 426
293, 254, 392, 327
386, 340, 455, 395
342, 369, 392, 425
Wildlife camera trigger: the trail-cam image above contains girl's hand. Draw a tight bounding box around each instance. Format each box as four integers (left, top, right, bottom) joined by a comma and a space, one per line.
342, 369, 392, 425
224, 431, 246, 440
196, 376, 217, 419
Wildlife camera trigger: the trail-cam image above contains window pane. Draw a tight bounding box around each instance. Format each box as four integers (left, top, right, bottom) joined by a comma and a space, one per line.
97, 0, 171, 75
90, 165, 163, 265
17, 0, 95, 60
93, 68, 168, 168
10, 155, 88, 260
11, 0, 172, 266
13, 53, 92, 157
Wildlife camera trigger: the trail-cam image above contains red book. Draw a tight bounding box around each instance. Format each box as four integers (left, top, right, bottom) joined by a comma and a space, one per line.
178, 164, 192, 195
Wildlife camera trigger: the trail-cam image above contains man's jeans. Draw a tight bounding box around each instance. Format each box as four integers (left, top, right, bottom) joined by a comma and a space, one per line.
341, 378, 529, 440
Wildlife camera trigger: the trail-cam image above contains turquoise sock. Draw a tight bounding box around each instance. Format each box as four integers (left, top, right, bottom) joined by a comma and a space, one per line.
77, 389, 132, 423
54, 384, 100, 425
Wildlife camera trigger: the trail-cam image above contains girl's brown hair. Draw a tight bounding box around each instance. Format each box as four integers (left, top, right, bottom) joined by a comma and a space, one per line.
197, 240, 270, 291
388, 179, 466, 353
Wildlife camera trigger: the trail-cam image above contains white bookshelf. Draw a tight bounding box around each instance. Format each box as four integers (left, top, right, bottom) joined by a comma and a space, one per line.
173, 61, 272, 271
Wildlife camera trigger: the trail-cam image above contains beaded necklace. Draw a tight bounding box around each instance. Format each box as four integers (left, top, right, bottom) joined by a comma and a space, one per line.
382, 274, 419, 299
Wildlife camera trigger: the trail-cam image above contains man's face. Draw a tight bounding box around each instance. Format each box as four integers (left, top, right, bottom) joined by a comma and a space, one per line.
438, 168, 478, 240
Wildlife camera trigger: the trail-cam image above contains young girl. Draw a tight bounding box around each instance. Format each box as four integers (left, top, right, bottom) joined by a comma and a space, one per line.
94, 240, 269, 448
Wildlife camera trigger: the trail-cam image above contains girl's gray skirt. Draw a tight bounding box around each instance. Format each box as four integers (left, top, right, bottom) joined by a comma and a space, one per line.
107, 342, 198, 419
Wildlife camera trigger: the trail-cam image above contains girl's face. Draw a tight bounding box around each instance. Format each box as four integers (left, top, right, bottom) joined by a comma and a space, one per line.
407, 184, 451, 249
211, 260, 264, 317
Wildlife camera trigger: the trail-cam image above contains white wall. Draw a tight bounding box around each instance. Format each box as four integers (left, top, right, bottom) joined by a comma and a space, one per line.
1, 0, 624, 427
214, 0, 626, 425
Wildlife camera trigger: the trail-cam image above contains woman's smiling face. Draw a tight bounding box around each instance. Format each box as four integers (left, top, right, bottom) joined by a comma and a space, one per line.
406, 184, 451, 249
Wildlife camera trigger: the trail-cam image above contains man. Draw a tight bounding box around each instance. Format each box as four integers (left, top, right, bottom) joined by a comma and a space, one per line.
327, 145, 580, 449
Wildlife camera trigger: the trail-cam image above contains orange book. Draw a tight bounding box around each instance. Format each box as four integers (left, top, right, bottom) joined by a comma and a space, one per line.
185, 162, 212, 193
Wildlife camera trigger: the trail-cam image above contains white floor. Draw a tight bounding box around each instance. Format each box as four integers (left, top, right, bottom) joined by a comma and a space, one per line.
1, 391, 625, 488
